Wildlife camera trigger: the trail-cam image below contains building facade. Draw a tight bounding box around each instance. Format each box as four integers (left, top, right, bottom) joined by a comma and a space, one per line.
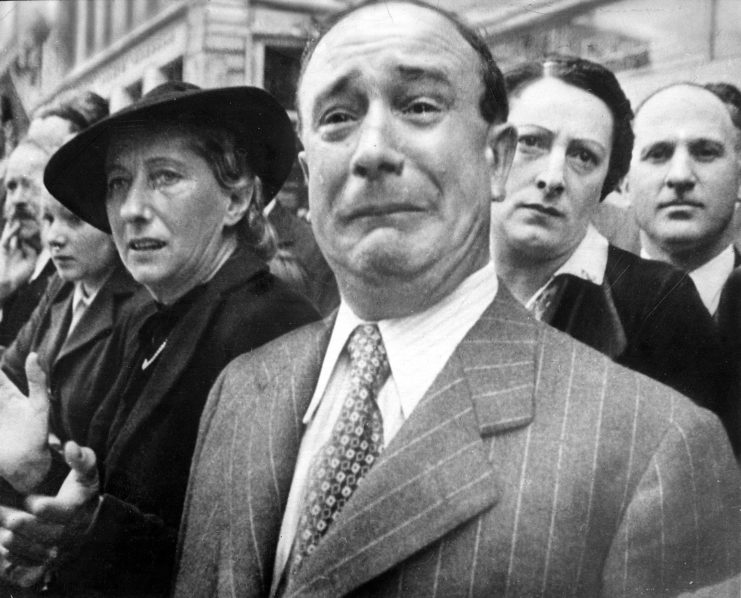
0, 0, 737, 196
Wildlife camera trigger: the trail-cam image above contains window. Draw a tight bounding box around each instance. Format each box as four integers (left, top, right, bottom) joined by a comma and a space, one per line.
263, 46, 303, 111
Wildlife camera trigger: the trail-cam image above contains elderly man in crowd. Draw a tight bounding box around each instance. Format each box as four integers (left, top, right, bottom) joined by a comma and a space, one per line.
0, 93, 109, 349
175, 2, 741, 596
629, 83, 741, 316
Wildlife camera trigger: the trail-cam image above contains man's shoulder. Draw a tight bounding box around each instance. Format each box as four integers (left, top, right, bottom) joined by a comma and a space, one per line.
605, 244, 688, 288
216, 316, 330, 390
536, 321, 722, 444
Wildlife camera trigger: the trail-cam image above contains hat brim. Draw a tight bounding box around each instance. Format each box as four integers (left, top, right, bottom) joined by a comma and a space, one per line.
44, 86, 296, 233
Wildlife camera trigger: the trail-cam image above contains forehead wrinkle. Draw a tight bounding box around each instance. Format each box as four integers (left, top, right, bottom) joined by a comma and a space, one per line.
304, 5, 477, 88
312, 71, 362, 107
636, 91, 734, 139
396, 65, 451, 86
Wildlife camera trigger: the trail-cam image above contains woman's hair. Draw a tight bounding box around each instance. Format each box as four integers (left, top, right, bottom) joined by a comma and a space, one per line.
268, 247, 311, 298
177, 117, 278, 262
504, 54, 634, 200
35, 90, 109, 134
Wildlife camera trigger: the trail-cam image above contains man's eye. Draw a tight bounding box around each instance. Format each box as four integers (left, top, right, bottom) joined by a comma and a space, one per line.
405, 101, 439, 115
5, 181, 16, 192
320, 110, 354, 126
692, 144, 723, 162
41, 213, 53, 224
643, 145, 672, 162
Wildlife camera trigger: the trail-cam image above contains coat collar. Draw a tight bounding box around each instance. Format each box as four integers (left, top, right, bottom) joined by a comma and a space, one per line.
284, 285, 539, 596
55, 263, 140, 363
103, 246, 268, 472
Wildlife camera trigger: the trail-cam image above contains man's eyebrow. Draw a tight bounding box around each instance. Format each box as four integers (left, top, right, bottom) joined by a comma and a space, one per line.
638, 140, 673, 157
313, 72, 360, 106
396, 65, 452, 86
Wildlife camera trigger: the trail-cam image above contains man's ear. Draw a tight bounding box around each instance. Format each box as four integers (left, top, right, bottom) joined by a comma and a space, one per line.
223, 178, 255, 227
298, 150, 309, 183
486, 123, 517, 203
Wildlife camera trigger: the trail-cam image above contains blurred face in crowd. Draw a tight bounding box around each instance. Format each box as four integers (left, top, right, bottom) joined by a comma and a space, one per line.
297, 2, 514, 318
27, 115, 76, 150
3, 142, 48, 247
105, 125, 247, 304
629, 85, 741, 262
41, 195, 118, 289
492, 77, 613, 263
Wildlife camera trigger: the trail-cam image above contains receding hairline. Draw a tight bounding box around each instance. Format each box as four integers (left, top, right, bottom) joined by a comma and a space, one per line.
295, 0, 494, 129
635, 82, 731, 121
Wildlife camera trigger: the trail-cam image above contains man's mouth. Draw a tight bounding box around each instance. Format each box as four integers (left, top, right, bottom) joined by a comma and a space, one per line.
128, 238, 166, 251
345, 204, 424, 220
658, 199, 703, 210
520, 203, 563, 217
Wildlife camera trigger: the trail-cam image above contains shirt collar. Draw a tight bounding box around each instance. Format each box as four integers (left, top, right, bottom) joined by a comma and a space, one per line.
688, 244, 735, 314
71, 279, 103, 314
303, 262, 498, 424
526, 225, 609, 310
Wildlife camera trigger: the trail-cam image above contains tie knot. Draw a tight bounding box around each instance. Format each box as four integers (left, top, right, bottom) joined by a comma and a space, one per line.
347, 324, 390, 392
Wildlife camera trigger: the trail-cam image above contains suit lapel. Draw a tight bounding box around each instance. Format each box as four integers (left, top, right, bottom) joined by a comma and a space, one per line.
55, 289, 113, 363
288, 287, 539, 597
224, 317, 335, 597
38, 288, 73, 371
54, 266, 138, 363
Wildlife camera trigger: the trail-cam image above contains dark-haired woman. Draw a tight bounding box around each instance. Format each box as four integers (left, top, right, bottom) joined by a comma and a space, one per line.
491, 55, 729, 415
0, 82, 318, 596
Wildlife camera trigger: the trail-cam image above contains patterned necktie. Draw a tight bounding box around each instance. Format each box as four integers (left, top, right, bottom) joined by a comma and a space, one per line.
290, 323, 390, 574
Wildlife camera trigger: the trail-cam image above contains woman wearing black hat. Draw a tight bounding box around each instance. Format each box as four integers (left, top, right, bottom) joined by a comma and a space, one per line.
0, 82, 318, 596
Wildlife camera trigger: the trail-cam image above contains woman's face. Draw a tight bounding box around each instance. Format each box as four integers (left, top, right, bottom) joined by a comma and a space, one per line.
41, 196, 118, 287
104, 126, 244, 303
492, 77, 614, 262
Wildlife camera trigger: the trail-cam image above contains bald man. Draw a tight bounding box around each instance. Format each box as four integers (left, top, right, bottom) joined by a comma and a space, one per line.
629, 83, 741, 316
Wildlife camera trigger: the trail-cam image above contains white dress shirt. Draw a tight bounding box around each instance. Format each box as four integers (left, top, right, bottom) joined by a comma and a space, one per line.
525, 225, 609, 312
640, 244, 735, 315
270, 262, 499, 593
68, 278, 105, 335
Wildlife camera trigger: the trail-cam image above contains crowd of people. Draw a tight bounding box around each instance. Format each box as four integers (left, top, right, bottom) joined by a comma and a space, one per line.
0, 0, 737, 596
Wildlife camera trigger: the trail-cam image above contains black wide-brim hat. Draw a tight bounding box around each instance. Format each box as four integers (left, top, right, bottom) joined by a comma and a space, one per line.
44, 81, 296, 233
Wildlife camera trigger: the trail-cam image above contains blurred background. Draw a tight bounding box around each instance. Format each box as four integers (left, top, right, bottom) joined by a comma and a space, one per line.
0, 0, 738, 211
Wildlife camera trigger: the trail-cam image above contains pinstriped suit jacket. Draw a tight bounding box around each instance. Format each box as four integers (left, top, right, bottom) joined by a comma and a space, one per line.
174, 287, 741, 597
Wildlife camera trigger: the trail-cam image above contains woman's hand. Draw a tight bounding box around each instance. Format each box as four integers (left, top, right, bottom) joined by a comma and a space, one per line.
0, 442, 100, 587
0, 354, 51, 493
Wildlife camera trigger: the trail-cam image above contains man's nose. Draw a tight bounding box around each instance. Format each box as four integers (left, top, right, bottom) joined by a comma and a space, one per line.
665, 149, 696, 193
350, 105, 404, 179
535, 151, 566, 197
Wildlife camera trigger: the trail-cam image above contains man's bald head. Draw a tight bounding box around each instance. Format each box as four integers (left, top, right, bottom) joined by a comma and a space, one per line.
296, 0, 508, 133
629, 82, 741, 270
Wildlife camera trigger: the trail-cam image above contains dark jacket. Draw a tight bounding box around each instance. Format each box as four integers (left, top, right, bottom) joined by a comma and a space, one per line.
0, 259, 56, 348
49, 247, 319, 597
545, 245, 730, 419
1, 263, 148, 442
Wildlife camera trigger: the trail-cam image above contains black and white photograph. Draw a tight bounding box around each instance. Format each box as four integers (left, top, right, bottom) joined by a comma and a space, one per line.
0, 1, 738, 596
